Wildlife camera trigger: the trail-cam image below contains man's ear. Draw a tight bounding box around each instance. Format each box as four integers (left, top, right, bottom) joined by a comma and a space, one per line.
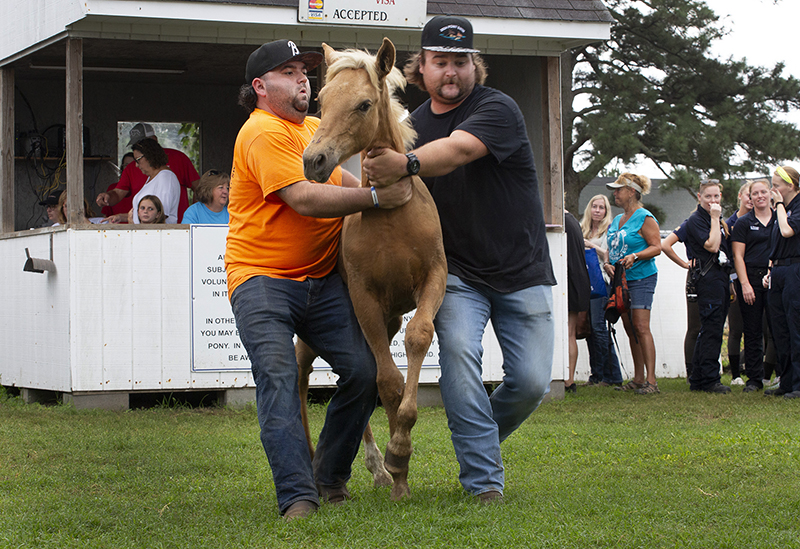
252, 77, 268, 98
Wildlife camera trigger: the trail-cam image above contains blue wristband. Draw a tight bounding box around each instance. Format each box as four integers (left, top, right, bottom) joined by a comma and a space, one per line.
370, 186, 379, 208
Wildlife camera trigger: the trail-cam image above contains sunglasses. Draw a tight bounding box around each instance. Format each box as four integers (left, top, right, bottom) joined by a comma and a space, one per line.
134, 155, 145, 164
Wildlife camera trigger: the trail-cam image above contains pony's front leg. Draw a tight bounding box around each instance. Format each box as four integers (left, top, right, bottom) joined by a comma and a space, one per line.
389, 271, 446, 495
349, 289, 410, 500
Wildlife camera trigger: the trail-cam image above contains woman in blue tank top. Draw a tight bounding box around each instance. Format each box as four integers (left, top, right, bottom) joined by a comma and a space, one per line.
605, 173, 661, 395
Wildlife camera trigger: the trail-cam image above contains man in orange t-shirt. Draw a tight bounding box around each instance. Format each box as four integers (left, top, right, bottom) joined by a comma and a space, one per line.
225, 39, 412, 521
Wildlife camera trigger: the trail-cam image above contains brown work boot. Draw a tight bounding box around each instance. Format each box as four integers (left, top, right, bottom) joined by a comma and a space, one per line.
317, 483, 351, 505
475, 490, 504, 505
283, 500, 318, 522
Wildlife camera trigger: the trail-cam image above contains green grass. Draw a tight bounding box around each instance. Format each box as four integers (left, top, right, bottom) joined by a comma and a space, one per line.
1, 379, 799, 548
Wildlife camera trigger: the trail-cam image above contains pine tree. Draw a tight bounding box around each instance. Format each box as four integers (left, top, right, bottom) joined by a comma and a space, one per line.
564, 0, 800, 212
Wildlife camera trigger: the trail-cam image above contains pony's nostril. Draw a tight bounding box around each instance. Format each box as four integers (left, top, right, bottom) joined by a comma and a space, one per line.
313, 154, 326, 172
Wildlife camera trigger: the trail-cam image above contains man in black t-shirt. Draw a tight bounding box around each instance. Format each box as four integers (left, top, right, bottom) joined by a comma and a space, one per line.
363, 15, 556, 503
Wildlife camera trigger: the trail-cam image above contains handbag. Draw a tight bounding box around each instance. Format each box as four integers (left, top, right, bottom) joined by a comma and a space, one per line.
584, 248, 607, 299
604, 261, 631, 324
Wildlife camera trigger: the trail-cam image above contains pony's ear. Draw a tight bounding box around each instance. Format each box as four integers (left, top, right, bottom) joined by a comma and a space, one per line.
322, 43, 340, 66
375, 37, 396, 80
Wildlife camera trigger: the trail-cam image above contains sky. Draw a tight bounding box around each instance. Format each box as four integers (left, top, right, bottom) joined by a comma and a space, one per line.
624, 0, 800, 178
705, 0, 799, 77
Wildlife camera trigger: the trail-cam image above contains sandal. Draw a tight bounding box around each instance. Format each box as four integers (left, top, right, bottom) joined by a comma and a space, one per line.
634, 381, 660, 395
615, 380, 645, 392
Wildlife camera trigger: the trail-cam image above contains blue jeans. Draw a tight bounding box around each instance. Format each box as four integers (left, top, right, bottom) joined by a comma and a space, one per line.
587, 294, 623, 384
230, 273, 378, 514
435, 274, 553, 496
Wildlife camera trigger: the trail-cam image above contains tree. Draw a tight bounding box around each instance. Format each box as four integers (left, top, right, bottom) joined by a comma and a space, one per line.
563, 0, 800, 213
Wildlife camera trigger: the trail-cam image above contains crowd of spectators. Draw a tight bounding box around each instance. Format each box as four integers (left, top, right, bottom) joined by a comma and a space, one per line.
39, 123, 229, 227
575, 167, 800, 399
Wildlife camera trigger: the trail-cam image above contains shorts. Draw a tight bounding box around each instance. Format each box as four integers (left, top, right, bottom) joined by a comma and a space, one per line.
627, 272, 658, 310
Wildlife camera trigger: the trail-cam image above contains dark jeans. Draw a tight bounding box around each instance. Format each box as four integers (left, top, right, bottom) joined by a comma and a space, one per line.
769, 264, 800, 393
690, 268, 730, 390
586, 294, 622, 384
230, 273, 378, 514
736, 271, 769, 387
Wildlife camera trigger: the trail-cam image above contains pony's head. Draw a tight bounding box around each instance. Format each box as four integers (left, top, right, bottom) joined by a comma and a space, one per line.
303, 38, 416, 183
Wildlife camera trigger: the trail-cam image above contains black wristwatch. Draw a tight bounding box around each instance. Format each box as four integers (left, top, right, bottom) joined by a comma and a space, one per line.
405, 152, 420, 176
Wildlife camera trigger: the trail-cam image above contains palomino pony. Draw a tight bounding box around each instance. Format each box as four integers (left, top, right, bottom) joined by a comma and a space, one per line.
301, 38, 447, 500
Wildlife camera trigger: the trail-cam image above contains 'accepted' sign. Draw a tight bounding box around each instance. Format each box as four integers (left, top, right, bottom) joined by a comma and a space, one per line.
299, 0, 426, 28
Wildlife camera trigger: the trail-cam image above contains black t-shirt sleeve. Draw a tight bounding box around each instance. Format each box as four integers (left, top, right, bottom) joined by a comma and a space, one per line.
455, 95, 523, 164
685, 210, 710, 260
731, 215, 749, 244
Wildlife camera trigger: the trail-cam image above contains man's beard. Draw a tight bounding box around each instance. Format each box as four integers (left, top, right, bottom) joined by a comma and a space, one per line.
292, 95, 310, 115
434, 78, 472, 104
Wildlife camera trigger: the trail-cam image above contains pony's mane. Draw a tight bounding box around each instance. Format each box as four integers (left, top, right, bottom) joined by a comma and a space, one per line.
325, 48, 416, 151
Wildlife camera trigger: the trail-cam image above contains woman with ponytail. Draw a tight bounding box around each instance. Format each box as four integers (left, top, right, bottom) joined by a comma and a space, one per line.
765, 166, 800, 399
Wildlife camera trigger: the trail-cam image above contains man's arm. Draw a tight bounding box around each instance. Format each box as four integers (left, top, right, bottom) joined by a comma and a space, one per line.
363, 130, 489, 187
96, 187, 129, 208
276, 177, 413, 218
341, 169, 361, 188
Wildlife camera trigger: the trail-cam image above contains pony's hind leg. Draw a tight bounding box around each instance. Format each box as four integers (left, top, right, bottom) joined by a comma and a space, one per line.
295, 339, 317, 460
363, 423, 392, 487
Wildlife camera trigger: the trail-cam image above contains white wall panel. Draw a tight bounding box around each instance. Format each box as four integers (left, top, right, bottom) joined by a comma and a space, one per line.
2, 226, 693, 398
0, 230, 71, 390
71, 229, 105, 391
160, 230, 192, 389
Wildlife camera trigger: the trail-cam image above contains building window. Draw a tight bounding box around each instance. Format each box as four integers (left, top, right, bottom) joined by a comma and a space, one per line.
117, 121, 201, 170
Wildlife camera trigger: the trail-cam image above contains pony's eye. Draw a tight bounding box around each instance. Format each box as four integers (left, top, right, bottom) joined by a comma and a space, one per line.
358, 101, 372, 113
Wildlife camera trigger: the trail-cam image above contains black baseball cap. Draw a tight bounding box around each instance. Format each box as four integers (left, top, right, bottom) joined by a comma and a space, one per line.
421, 16, 480, 53
245, 39, 323, 82
39, 189, 63, 206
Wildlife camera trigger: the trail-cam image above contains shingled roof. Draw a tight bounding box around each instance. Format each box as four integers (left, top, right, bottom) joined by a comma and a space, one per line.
177, 0, 614, 22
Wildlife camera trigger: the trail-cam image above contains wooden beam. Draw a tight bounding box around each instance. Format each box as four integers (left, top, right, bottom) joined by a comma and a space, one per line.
540, 56, 564, 228
0, 68, 14, 233
66, 37, 84, 225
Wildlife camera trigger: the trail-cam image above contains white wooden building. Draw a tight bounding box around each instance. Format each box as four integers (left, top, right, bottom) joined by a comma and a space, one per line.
0, 0, 617, 408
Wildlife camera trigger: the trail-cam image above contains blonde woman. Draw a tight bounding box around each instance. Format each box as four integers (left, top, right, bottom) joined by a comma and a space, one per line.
605, 173, 661, 394
55, 191, 93, 224
182, 170, 230, 224
725, 182, 753, 385
581, 195, 622, 386
731, 179, 774, 392
766, 166, 800, 398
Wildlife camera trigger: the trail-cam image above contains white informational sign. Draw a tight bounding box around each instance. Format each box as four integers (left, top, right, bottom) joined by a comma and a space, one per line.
298, 0, 427, 29
190, 225, 250, 372
390, 312, 440, 369
189, 224, 441, 376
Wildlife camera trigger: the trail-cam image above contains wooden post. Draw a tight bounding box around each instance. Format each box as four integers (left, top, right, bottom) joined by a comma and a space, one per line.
0, 67, 14, 233
66, 38, 84, 225
540, 56, 564, 228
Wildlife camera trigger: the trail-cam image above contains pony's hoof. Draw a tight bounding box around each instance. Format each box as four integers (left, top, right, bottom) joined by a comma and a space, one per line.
373, 470, 393, 488
390, 481, 411, 501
